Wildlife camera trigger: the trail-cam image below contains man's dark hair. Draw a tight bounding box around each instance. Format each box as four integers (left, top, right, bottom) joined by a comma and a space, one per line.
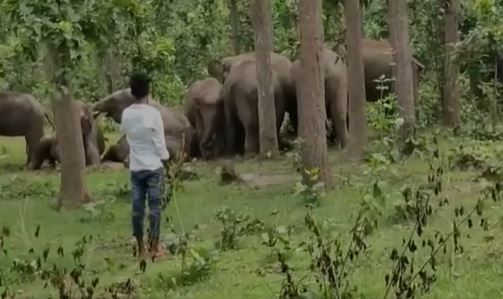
129, 72, 151, 100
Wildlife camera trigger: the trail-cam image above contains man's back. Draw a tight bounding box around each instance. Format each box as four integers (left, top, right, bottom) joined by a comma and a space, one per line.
121, 104, 169, 171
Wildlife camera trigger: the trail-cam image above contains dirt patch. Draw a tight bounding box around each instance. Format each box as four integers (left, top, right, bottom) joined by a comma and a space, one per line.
240, 172, 297, 188
93, 162, 126, 171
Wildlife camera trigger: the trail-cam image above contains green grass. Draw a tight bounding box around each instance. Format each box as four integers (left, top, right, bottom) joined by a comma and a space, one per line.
1, 134, 503, 299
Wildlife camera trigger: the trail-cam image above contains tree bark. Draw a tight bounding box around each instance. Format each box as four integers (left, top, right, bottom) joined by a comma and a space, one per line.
103, 48, 123, 94
252, 0, 279, 157
230, 0, 240, 55
343, 0, 368, 161
44, 44, 89, 209
388, 0, 416, 140
53, 87, 89, 209
441, 0, 460, 127
297, 0, 334, 188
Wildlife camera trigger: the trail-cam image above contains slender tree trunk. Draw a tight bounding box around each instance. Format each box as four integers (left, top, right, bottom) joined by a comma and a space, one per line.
252, 0, 279, 156
297, 0, 334, 188
53, 87, 89, 209
388, 0, 416, 140
343, 0, 368, 161
230, 0, 240, 55
441, 0, 460, 127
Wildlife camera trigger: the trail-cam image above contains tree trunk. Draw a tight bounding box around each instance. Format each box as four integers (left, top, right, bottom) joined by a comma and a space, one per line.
297, 0, 334, 188
103, 48, 123, 94
388, 0, 416, 140
53, 87, 90, 209
252, 0, 279, 157
441, 0, 460, 127
44, 44, 89, 209
230, 0, 240, 55
343, 0, 368, 161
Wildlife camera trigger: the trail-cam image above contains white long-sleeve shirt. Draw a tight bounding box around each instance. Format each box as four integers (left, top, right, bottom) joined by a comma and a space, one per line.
120, 103, 170, 171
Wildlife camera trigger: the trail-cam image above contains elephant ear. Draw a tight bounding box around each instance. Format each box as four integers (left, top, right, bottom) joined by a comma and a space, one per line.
207, 60, 224, 82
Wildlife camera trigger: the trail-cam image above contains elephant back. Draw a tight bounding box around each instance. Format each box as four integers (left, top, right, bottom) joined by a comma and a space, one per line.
0, 91, 46, 137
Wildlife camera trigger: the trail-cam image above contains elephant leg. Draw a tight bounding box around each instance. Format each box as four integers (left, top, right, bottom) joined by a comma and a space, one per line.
30, 144, 47, 170
85, 139, 101, 166
238, 95, 259, 157
83, 125, 102, 166
195, 110, 210, 159
25, 127, 43, 169
326, 77, 349, 149
243, 122, 259, 157
224, 102, 239, 156
101, 146, 117, 162
274, 86, 286, 144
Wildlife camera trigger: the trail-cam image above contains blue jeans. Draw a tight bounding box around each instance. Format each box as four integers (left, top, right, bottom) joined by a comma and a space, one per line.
130, 167, 164, 244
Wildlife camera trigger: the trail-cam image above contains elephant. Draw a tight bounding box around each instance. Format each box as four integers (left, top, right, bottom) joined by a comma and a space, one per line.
221, 60, 285, 156
0, 91, 52, 169
337, 38, 424, 106
30, 102, 106, 170
92, 88, 195, 157
102, 134, 189, 166
75, 101, 106, 166
183, 77, 225, 160
208, 52, 297, 135
30, 135, 60, 169
291, 48, 349, 148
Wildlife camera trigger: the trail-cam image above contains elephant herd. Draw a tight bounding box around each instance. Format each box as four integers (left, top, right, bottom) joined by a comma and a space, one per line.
0, 38, 425, 170
189, 38, 424, 159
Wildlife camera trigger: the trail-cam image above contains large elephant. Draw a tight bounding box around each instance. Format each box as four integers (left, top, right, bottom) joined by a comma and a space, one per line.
30, 101, 106, 170
0, 91, 52, 169
291, 48, 349, 148
338, 38, 424, 105
101, 134, 188, 166
183, 77, 225, 160
221, 60, 285, 156
92, 88, 195, 156
208, 52, 297, 134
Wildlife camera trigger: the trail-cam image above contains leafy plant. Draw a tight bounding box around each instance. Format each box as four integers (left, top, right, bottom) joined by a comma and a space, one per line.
294, 168, 325, 207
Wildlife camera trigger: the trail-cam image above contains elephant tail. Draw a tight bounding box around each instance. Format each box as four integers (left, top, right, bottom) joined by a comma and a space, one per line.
45, 113, 55, 130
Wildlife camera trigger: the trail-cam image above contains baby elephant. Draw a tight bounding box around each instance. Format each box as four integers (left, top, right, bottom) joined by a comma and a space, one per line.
30, 135, 60, 170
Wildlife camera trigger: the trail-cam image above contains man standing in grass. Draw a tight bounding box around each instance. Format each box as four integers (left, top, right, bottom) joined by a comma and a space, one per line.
120, 72, 169, 260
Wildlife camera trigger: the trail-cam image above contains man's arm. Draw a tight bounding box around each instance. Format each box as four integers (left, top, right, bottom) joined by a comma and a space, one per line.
152, 110, 170, 168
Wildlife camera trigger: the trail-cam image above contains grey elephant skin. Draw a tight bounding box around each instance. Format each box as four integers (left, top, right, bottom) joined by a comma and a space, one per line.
92, 88, 195, 156
102, 134, 188, 166
222, 60, 285, 156
0, 91, 52, 169
30, 101, 105, 170
339, 38, 424, 105
291, 48, 349, 148
184, 77, 225, 160
208, 52, 297, 137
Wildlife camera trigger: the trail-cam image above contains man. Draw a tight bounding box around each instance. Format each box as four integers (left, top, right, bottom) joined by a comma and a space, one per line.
120, 72, 170, 260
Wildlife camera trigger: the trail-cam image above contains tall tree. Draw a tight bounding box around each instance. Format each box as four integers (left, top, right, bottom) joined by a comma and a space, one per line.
3, 0, 126, 208
343, 0, 368, 161
387, 0, 416, 140
297, 0, 334, 188
252, 0, 279, 156
230, 0, 240, 55
442, 0, 461, 127
103, 48, 124, 94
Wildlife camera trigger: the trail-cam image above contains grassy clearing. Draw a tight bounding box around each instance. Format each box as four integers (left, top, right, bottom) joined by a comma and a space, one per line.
1, 134, 503, 299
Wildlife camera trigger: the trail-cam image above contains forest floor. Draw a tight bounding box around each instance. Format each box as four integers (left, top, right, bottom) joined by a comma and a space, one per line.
1, 132, 503, 299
